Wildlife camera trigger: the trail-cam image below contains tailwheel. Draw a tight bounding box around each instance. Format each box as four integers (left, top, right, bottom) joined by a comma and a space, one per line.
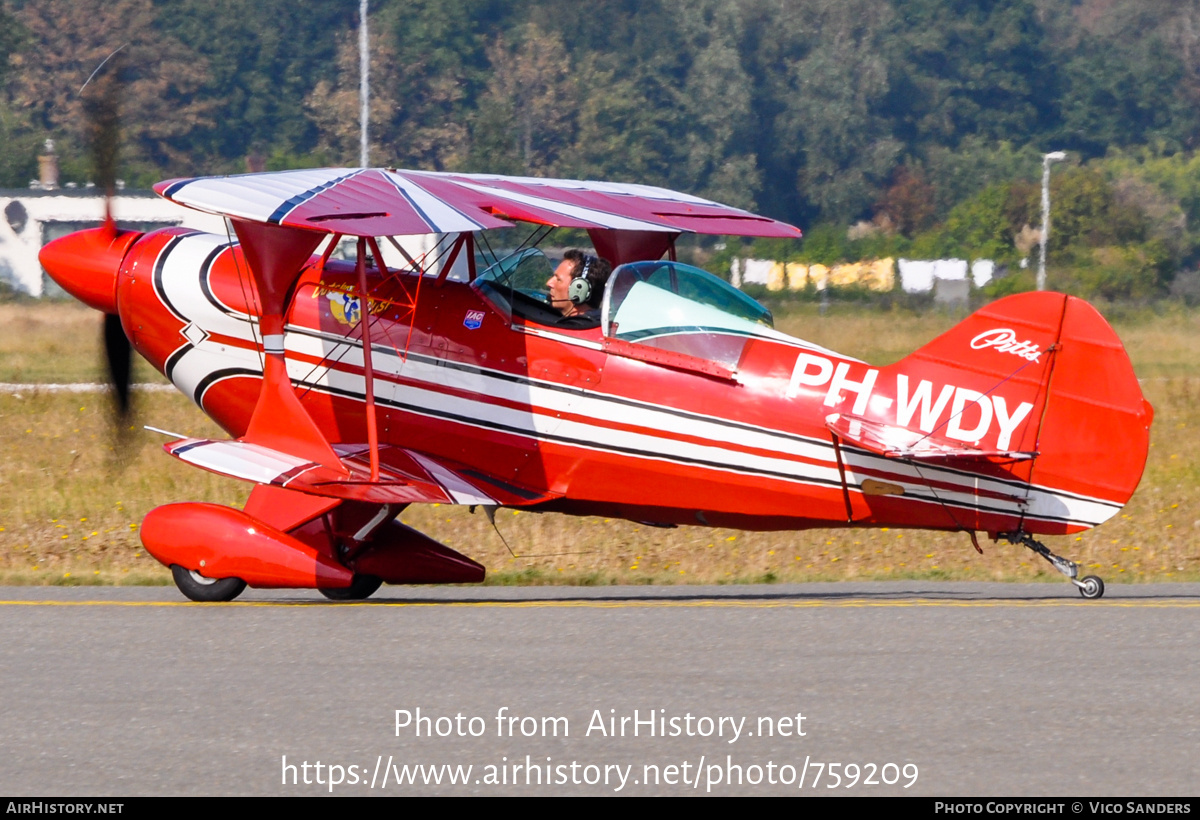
319, 574, 383, 601
170, 564, 246, 603
1000, 531, 1105, 601
1075, 575, 1105, 600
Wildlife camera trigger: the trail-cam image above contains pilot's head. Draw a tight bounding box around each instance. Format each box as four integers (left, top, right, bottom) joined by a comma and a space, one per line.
547, 249, 613, 316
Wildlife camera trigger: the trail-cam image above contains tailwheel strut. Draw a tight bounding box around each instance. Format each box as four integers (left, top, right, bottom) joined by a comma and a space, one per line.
1000, 531, 1105, 600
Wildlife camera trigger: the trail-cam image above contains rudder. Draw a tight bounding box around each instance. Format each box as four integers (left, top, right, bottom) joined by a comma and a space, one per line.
885, 291, 1151, 529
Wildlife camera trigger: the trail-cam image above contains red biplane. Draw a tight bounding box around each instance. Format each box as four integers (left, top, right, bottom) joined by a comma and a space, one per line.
38, 167, 1152, 601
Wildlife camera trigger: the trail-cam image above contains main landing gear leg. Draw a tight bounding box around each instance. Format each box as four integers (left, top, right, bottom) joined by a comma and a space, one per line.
1000, 531, 1105, 600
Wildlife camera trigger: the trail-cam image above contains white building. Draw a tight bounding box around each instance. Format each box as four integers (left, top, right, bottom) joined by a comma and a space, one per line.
0, 189, 227, 296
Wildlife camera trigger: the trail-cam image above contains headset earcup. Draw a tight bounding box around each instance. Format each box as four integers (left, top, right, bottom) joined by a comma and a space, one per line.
568, 276, 591, 305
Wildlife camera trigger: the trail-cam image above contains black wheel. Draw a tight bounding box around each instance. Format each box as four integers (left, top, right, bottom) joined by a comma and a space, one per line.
170, 564, 246, 602
1077, 575, 1105, 600
319, 574, 383, 601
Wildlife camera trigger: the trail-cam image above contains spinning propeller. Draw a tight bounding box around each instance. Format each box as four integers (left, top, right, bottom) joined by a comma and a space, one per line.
80, 50, 133, 421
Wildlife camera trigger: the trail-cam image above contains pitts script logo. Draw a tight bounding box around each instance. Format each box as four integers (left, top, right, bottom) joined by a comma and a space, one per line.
970, 328, 1042, 362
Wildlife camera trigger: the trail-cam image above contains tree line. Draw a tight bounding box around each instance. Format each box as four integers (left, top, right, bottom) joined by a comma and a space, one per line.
4, 0, 1200, 298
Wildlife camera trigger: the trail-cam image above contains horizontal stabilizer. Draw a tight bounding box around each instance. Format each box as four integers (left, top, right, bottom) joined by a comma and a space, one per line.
826, 413, 1036, 463
164, 438, 558, 507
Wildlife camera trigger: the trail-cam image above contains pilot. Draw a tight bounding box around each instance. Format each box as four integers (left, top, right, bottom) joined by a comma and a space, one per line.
546, 249, 613, 328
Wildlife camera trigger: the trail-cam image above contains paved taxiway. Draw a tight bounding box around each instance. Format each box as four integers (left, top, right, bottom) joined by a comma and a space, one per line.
1, 582, 1197, 796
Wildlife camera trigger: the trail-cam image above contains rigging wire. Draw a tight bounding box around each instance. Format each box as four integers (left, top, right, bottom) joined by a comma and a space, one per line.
291, 234, 458, 398
893, 351, 1056, 541
480, 507, 596, 559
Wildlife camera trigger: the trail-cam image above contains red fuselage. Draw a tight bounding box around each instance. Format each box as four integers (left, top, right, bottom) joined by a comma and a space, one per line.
109, 227, 1146, 537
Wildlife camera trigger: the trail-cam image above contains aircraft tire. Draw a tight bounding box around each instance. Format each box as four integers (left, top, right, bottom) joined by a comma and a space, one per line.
1077, 575, 1105, 600
170, 564, 247, 603
319, 574, 383, 601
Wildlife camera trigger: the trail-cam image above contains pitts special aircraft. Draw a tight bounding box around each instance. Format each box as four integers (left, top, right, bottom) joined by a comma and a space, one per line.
38, 166, 1152, 602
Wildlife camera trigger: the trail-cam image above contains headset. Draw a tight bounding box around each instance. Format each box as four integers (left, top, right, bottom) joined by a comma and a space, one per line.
568, 255, 595, 305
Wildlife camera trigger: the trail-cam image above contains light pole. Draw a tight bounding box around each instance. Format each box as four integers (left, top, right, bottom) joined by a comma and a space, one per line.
359, 0, 369, 168
1038, 151, 1066, 291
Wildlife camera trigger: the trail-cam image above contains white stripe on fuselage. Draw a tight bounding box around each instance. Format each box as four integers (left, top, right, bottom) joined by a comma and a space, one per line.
276, 333, 1117, 527
151, 237, 1121, 527
156, 234, 258, 341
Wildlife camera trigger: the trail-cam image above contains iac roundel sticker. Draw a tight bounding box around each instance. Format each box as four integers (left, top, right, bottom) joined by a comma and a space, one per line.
463, 310, 485, 330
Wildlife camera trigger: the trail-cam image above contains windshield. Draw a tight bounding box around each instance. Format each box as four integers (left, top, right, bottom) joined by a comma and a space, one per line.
602, 261, 773, 335
472, 245, 561, 324
600, 261, 781, 368
477, 246, 554, 301
604, 262, 772, 336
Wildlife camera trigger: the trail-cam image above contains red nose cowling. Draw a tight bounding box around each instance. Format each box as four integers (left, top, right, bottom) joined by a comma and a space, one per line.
38, 226, 142, 314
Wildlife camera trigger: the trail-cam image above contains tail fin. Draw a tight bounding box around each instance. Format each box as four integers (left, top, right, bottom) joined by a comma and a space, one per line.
858, 292, 1151, 533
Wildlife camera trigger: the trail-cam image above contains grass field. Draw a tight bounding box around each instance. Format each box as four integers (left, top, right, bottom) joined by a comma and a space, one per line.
2, 300, 1196, 586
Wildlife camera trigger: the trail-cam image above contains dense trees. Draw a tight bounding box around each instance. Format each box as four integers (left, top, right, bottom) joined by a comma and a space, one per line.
7, 0, 212, 180
4, 0, 1200, 295
0, 0, 1187, 204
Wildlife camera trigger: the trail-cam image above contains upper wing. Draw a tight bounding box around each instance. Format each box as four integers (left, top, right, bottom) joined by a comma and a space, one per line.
154, 168, 801, 239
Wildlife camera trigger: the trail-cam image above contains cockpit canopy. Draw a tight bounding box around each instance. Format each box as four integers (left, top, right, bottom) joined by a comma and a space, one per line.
601, 261, 777, 368
602, 260, 772, 336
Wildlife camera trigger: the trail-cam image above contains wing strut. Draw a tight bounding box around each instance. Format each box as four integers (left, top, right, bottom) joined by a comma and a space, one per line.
355, 237, 381, 482
231, 219, 347, 474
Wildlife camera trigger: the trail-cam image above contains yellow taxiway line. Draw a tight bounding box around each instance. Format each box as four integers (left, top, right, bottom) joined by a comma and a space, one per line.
0, 598, 1197, 609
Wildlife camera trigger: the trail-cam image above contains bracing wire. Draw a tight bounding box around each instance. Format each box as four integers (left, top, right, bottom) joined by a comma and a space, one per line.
482, 508, 596, 559
292, 233, 459, 398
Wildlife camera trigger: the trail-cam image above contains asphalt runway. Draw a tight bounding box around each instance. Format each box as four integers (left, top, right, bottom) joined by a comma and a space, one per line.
1, 582, 1197, 796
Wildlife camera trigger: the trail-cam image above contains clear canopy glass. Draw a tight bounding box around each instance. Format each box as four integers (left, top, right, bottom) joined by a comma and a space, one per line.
601, 260, 777, 368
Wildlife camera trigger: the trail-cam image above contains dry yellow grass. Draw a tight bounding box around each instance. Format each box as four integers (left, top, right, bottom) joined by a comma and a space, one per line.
0, 390, 241, 585
0, 303, 166, 384
2, 300, 1196, 586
